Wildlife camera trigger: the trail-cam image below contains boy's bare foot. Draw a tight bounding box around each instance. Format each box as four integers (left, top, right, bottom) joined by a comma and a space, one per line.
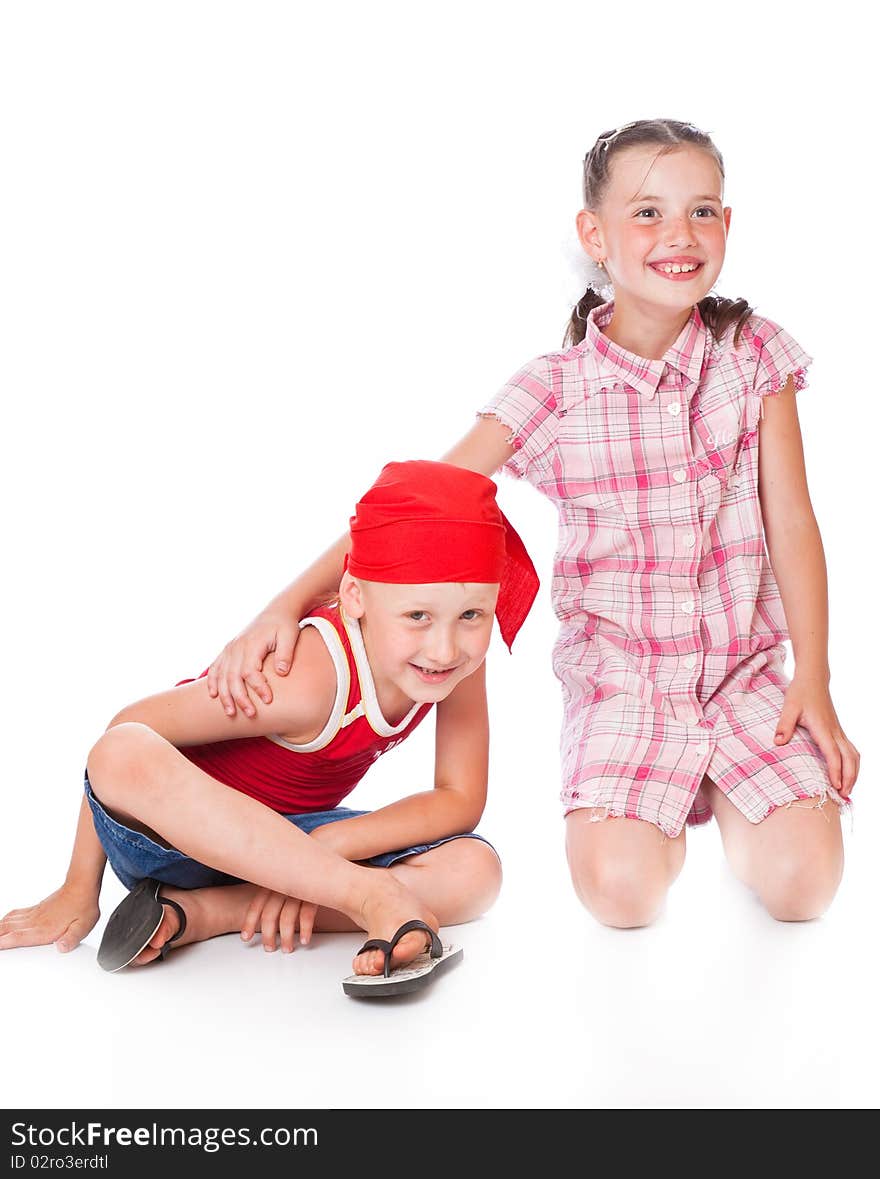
131, 883, 259, 966
130, 878, 442, 978
354, 881, 439, 977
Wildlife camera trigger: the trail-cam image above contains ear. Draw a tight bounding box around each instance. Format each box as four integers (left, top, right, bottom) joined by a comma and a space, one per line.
338, 570, 366, 619
576, 208, 604, 260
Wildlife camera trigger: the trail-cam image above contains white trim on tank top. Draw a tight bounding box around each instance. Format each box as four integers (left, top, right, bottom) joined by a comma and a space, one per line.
264, 615, 350, 753
339, 607, 422, 737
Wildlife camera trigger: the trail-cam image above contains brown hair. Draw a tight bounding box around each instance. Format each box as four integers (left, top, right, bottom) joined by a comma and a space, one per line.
563, 118, 753, 352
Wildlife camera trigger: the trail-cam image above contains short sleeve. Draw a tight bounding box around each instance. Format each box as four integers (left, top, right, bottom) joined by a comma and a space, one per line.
750, 316, 814, 400
477, 356, 559, 482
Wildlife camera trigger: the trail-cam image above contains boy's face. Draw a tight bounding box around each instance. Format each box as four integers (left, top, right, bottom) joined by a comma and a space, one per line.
341, 575, 500, 703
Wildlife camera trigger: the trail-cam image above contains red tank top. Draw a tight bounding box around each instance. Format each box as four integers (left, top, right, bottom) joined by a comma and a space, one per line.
176, 603, 433, 813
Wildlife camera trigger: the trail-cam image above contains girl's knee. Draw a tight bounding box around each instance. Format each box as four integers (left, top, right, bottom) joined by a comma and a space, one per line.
86, 722, 157, 807
758, 855, 844, 922
565, 810, 681, 927
572, 858, 669, 928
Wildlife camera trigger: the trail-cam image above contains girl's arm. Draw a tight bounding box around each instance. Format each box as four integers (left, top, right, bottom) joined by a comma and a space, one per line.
758, 380, 860, 794
312, 660, 490, 862
207, 416, 517, 716
758, 379, 830, 680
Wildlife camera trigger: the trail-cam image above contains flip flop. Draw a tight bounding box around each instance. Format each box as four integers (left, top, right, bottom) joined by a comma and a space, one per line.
342, 919, 463, 997
97, 877, 188, 972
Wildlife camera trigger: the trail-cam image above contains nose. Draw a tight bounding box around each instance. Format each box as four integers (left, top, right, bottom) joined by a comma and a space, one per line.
665, 213, 696, 247
424, 626, 458, 668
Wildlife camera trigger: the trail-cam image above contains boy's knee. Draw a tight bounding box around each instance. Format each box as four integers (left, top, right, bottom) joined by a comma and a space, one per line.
448, 839, 503, 917
86, 722, 156, 806
395, 838, 502, 923
472, 843, 503, 912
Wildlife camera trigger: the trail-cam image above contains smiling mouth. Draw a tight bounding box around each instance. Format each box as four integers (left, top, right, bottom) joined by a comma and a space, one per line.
410, 663, 458, 678
648, 261, 704, 278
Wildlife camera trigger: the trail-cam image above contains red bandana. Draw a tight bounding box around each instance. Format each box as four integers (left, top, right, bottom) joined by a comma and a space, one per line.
346, 460, 539, 651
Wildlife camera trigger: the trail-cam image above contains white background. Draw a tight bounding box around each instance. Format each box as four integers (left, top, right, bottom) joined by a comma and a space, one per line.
1, 1, 876, 1110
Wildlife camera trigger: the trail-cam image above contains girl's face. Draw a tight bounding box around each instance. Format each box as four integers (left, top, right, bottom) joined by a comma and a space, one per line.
577, 144, 731, 312
340, 575, 500, 704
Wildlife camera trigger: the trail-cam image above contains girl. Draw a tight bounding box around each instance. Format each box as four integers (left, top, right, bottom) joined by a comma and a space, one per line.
201, 119, 860, 928
0, 460, 539, 996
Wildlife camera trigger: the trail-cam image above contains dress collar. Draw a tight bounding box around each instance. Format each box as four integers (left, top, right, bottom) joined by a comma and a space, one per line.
582, 299, 709, 400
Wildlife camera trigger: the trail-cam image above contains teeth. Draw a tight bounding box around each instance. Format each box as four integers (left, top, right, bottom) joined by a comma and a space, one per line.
656, 262, 700, 274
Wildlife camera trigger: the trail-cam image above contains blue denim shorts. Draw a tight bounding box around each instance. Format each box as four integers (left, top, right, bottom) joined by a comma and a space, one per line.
83, 773, 498, 892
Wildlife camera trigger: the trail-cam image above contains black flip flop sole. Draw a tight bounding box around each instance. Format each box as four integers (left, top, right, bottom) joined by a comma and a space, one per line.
97, 878, 186, 972
342, 944, 463, 997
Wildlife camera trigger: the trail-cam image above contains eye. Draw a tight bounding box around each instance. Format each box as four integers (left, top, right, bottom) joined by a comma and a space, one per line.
635, 206, 717, 218
460, 609, 483, 621
407, 611, 428, 622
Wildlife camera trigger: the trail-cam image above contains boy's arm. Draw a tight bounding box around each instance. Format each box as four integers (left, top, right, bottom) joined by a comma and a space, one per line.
1, 638, 335, 954
65, 793, 108, 895
206, 532, 351, 717
311, 661, 489, 862
208, 417, 517, 717
0, 794, 106, 952
108, 625, 337, 748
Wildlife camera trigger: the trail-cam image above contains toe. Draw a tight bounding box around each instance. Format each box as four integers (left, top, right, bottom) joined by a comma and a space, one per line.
353, 948, 385, 975
131, 944, 163, 966
131, 908, 181, 966
390, 929, 431, 967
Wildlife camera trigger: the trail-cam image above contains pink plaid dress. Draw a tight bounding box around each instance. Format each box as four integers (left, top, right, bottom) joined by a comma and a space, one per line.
479, 299, 851, 838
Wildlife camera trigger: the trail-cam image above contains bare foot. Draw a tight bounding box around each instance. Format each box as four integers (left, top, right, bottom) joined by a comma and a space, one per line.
131, 883, 259, 965
129, 878, 441, 977
353, 880, 439, 977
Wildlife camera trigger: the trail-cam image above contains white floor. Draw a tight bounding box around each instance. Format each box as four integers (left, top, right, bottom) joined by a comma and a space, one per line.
2, 0, 877, 1113
2, 555, 875, 1112
3, 768, 876, 1111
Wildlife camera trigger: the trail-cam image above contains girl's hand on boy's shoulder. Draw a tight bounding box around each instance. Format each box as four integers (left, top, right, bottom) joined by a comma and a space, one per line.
207, 610, 302, 719
774, 673, 860, 797
0, 883, 100, 953
240, 886, 318, 954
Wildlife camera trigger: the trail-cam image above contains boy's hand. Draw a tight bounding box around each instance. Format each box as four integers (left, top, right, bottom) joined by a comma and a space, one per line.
0, 884, 100, 952
240, 886, 319, 953
774, 674, 860, 797
206, 612, 301, 719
